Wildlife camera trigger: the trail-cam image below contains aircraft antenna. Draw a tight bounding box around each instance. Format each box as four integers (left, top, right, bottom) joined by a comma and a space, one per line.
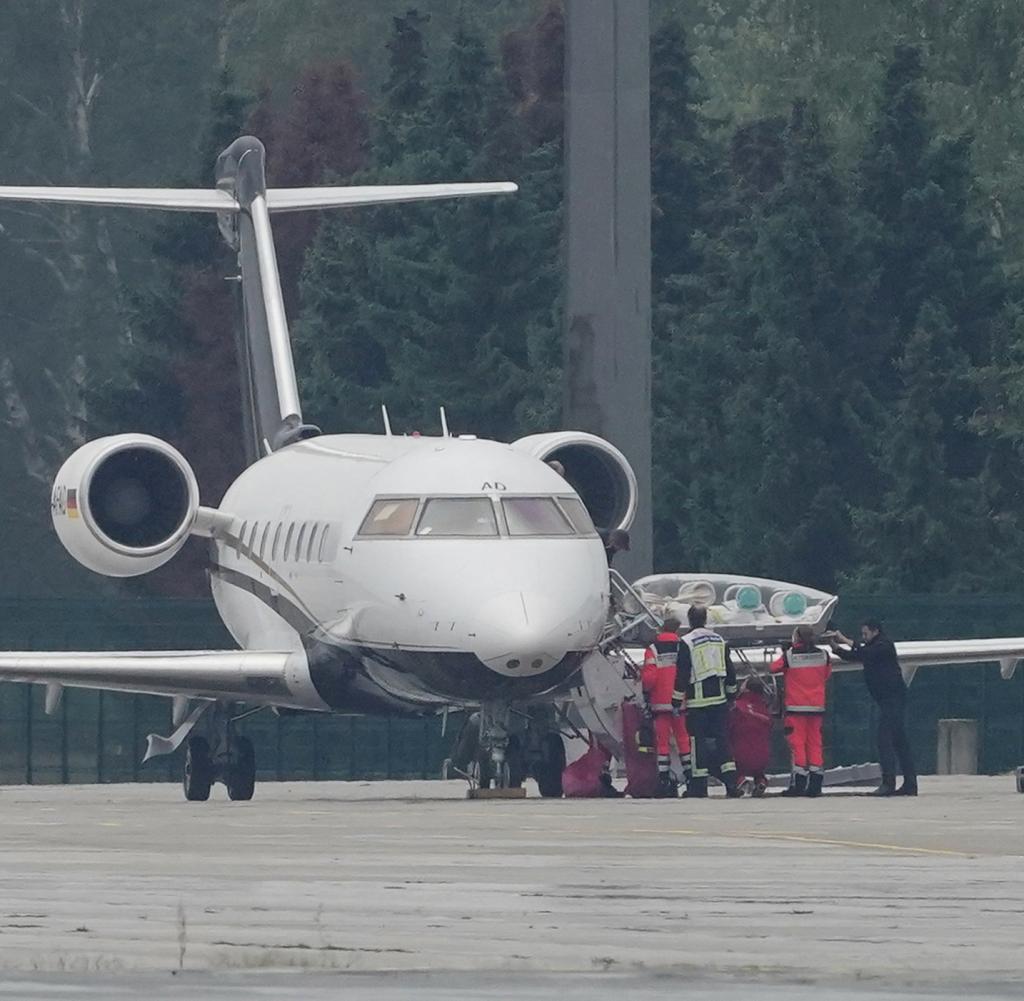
381, 405, 393, 437
439, 407, 450, 438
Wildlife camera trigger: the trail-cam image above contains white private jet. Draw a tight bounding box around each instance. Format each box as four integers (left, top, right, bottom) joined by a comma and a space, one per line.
0, 136, 640, 799
1, 136, 1022, 800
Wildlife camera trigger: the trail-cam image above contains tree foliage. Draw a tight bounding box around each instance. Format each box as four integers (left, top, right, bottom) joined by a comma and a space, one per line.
294, 8, 563, 439
5, 3, 1024, 600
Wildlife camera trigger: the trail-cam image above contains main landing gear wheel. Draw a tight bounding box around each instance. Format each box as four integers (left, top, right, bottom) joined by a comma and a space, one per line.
226, 736, 256, 801
183, 736, 213, 802
535, 732, 566, 798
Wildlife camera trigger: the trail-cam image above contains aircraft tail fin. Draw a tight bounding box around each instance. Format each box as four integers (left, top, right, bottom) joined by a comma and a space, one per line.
0, 135, 517, 463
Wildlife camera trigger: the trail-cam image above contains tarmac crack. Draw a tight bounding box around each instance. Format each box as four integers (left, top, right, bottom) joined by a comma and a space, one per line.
211, 941, 411, 954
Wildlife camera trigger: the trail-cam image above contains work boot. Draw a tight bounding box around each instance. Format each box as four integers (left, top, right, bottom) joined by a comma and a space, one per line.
752, 778, 769, 798
654, 773, 678, 799
598, 771, 623, 798
687, 777, 709, 798
894, 780, 918, 797
871, 776, 897, 797
781, 773, 808, 797
723, 773, 743, 798
806, 772, 824, 798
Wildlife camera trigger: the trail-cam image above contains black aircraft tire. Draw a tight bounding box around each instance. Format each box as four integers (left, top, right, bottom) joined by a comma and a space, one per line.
506, 734, 526, 789
450, 713, 481, 775
226, 736, 256, 802
183, 736, 213, 802
535, 733, 566, 798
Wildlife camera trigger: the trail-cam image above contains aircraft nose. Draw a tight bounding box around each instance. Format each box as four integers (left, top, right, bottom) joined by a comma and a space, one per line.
472, 591, 584, 676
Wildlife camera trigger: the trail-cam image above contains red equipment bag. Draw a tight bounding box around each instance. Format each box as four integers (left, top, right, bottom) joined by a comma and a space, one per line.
561, 738, 612, 798
621, 699, 659, 798
729, 689, 773, 778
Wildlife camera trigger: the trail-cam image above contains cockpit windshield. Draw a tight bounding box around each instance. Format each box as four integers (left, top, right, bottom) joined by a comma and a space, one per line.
503, 497, 574, 536
359, 498, 419, 536
356, 494, 598, 539
416, 497, 498, 537
555, 496, 596, 535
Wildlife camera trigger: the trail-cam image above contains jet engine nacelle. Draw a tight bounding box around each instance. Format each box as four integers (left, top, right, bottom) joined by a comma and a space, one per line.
512, 431, 637, 531
50, 434, 199, 577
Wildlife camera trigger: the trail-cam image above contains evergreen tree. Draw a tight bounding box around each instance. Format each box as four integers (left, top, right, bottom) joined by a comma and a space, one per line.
256, 60, 369, 311
88, 70, 253, 595
849, 43, 1022, 589
853, 301, 1023, 588
717, 103, 872, 588
649, 15, 726, 572
650, 15, 715, 287
295, 11, 563, 439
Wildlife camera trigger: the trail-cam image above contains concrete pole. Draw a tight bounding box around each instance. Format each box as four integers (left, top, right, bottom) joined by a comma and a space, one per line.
564, 0, 653, 582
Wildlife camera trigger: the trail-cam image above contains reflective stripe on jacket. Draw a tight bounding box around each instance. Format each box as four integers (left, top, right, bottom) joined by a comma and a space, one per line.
675, 627, 737, 709
642, 632, 680, 711
770, 643, 831, 713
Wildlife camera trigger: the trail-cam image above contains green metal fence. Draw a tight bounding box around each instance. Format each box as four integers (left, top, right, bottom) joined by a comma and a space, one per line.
0, 597, 459, 785
826, 594, 1024, 775
0, 594, 1022, 784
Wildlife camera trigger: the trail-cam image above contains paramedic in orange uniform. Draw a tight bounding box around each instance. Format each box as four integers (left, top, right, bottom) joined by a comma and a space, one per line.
770, 624, 831, 798
641, 616, 691, 797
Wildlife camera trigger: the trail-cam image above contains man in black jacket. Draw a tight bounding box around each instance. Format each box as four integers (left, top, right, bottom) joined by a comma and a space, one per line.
830, 619, 918, 797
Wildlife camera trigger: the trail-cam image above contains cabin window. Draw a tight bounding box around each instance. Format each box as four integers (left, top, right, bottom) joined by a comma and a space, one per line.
503, 497, 575, 537
416, 498, 498, 537
296, 523, 308, 561
259, 523, 270, 559
359, 498, 419, 537
317, 524, 331, 562
556, 497, 596, 536
237, 521, 248, 557
307, 523, 320, 561
271, 523, 282, 560
283, 522, 295, 561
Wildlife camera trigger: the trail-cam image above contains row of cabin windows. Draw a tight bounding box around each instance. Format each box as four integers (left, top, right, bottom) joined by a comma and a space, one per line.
235, 519, 333, 564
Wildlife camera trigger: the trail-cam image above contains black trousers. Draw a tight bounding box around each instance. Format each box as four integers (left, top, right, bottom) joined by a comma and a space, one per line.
686, 704, 736, 783
876, 691, 916, 784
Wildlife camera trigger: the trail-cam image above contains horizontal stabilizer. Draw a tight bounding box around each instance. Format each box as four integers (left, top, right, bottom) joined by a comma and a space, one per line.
266, 181, 518, 213
0, 181, 517, 214
0, 186, 235, 212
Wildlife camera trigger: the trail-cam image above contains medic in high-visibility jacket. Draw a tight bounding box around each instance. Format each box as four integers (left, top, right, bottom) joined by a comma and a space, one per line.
641, 616, 691, 797
770, 624, 832, 798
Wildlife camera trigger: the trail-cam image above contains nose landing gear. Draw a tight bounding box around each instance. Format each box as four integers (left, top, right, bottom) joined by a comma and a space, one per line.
445, 703, 566, 798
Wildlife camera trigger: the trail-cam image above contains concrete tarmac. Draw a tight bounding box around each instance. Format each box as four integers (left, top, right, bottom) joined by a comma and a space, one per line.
0, 776, 1021, 998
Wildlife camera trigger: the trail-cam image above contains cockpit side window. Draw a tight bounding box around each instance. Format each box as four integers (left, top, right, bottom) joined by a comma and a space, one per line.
358, 498, 420, 536
556, 496, 597, 536
415, 497, 498, 537
503, 497, 575, 536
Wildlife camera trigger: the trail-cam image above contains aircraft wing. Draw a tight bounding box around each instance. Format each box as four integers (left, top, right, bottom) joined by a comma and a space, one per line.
0, 650, 297, 703
892, 638, 1024, 679
823, 638, 1024, 682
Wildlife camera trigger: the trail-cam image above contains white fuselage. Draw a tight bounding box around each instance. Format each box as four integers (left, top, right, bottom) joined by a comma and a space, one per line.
211, 434, 610, 712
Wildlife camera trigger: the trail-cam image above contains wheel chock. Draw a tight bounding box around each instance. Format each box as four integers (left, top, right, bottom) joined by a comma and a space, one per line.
466, 787, 527, 800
